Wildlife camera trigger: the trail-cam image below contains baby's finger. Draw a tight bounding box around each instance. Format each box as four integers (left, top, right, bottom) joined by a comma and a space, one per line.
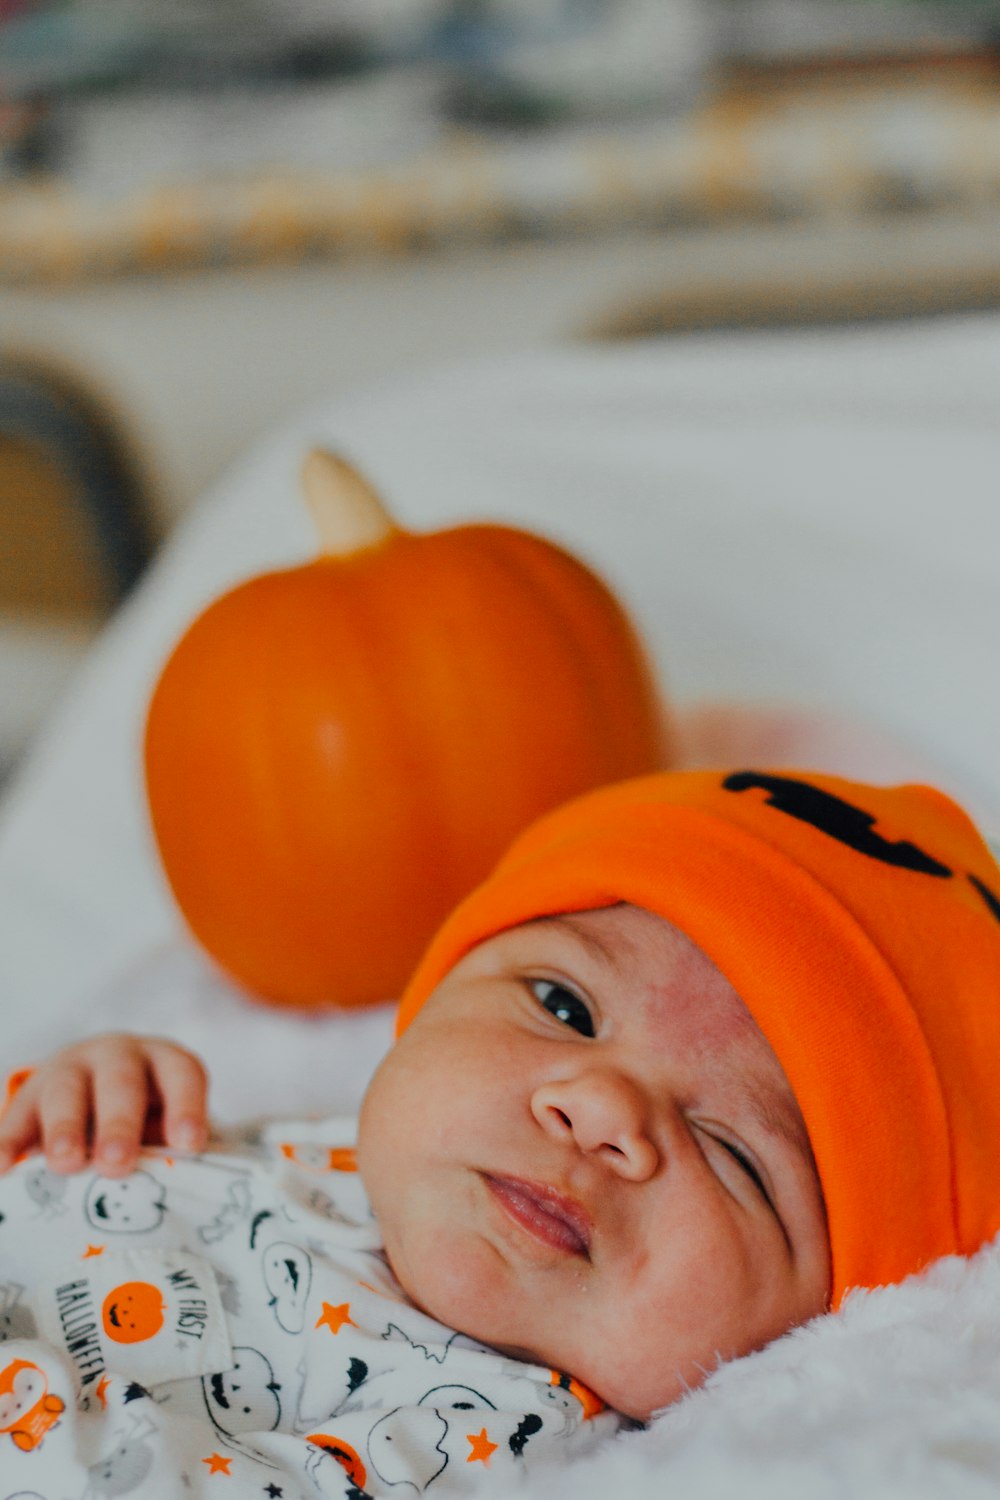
0, 1078, 42, 1171
90, 1042, 150, 1176
146, 1043, 209, 1154
36, 1062, 91, 1174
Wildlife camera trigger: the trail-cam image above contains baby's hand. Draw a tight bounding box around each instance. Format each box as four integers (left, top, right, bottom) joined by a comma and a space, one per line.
0, 1034, 209, 1178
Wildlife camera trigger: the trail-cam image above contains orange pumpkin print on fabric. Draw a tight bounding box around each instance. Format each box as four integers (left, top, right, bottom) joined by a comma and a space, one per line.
0, 1357, 65, 1451
102, 1280, 166, 1344
279, 1143, 357, 1173
550, 1369, 606, 1420
307, 1434, 367, 1488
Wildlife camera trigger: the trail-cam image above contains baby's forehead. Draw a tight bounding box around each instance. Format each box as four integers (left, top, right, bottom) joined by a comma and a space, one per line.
520, 904, 746, 999
521, 901, 694, 954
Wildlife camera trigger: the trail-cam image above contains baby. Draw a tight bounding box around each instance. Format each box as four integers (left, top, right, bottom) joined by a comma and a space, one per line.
1, 768, 999, 1495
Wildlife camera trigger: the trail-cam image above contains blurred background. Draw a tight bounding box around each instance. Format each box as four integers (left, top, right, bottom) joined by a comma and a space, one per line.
1, 0, 999, 779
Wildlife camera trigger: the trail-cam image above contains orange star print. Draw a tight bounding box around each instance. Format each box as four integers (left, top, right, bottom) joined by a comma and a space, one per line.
315, 1302, 355, 1335
466, 1428, 497, 1465
203, 1452, 232, 1475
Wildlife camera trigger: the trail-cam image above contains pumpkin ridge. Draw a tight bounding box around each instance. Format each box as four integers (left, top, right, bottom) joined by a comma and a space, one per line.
416, 529, 619, 819
273, 556, 439, 1002
472, 524, 670, 778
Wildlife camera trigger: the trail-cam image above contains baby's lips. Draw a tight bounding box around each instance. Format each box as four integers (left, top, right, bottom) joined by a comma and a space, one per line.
485, 1173, 594, 1255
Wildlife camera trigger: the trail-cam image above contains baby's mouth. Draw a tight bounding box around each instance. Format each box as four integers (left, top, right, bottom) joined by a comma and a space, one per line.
483, 1174, 592, 1258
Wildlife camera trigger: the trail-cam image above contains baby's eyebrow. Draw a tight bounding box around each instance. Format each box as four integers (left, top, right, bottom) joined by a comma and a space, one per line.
530, 912, 635, 972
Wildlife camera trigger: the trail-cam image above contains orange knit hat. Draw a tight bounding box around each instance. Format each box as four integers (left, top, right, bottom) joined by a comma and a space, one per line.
396, 769, 1000, 1306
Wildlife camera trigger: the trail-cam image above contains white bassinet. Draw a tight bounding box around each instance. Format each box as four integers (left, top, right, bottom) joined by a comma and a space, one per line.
1, 318, 999, 1496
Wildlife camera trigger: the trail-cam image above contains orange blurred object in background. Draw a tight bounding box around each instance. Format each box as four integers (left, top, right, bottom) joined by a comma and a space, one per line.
144, 450, 670, 1009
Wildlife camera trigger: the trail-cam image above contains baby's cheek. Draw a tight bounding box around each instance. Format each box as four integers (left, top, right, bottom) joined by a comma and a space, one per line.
594, 1227, 769, 1409
385, 1206, 491, 1333
576, 1297, 727, 1420
356, 1091, 398, 1216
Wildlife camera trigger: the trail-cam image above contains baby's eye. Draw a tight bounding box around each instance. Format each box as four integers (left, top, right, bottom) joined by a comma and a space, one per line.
528, 979, 594, 1037
714, 1135, 774, 1211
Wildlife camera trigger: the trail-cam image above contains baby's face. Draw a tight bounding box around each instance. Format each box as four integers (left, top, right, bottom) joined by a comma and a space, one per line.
358, 905, 830, 1421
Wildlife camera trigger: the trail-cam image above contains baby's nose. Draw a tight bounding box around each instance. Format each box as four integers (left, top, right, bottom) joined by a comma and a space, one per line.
530, 1071, 659, 1181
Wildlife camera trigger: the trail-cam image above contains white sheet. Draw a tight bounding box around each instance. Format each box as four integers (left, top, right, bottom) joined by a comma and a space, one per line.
1, 319, 999, 1493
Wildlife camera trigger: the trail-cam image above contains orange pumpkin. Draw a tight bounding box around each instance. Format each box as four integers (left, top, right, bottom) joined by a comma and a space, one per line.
144, 450, 670, 1009
102, 1281, 166, 1344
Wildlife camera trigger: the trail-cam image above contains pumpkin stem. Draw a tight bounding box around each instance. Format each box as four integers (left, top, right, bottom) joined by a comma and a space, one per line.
301, 449, 400, 556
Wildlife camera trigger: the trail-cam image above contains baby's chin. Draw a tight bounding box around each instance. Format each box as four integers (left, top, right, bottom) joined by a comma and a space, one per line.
367, 1210, 673, 1419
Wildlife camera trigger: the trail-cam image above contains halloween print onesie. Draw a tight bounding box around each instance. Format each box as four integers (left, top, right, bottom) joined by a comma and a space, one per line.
0, 1116, 619, 1498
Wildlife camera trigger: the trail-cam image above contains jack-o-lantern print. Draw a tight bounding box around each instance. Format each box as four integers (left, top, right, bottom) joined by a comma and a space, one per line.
307, 1434, 367, 1489
102, 1281, 166, 1344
